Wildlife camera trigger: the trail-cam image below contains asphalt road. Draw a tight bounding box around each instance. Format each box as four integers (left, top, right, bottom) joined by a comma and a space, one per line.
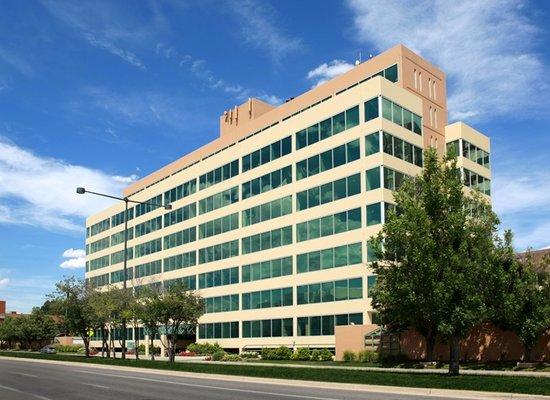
0, 358, 488, 400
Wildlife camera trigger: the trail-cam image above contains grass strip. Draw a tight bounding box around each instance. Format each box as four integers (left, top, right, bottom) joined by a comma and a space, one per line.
0, 351, 548, 396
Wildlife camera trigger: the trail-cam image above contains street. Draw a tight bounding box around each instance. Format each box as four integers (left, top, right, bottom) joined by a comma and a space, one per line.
0, 357, 484, 400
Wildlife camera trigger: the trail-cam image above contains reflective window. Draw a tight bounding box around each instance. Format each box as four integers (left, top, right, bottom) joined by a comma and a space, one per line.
297, 208, 361, 242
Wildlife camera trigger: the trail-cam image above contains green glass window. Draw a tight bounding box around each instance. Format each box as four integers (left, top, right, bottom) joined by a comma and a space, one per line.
296, 129, 307, 150
364, 97, 379, 121
345, 106, 359, 129
320, 118, 331, 140
366, 167, 381, 191
307, 124, 319, 146
367, 241, 378, 262
365, 132, 380, 156
346, 139, 360, 162
366, 203, 382, 226
367, 275, 377, 298
332, 111, 345, 134
349, 278, 362, 299
382, 97, 392, 120
384, 64, 398, 82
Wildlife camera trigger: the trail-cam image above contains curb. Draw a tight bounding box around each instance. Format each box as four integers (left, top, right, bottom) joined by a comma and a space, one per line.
1, 356, 548, 400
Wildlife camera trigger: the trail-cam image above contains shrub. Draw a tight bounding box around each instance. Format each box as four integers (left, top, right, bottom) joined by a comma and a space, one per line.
358, 350, 378, 363
261, 348, 275, 360
222, 353, 242, 362
274, 346, 292, 360
55, 344, 83, 353
240, 351, 259, 359
310, 349, 321, 361
342, 350, 356, 362
319, 348, 333, 361
211, 349, 225, 361
291, 347, 311, 361
187, 342, 222, 355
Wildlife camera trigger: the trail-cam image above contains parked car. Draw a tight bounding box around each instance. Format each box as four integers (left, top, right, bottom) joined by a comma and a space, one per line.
40, 345, 56, 354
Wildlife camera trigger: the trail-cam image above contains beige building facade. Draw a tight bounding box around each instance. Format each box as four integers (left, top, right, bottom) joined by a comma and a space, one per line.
85, 45, 491, 352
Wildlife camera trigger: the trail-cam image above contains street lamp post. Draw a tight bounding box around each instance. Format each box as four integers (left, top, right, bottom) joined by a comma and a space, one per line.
76, 187, 171, 359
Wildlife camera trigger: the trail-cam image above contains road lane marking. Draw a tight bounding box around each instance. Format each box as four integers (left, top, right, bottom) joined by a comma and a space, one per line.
75, 370, 341, 400
14, 372, 38, 378
0, 384, 22, 393
32, 395, 54, 400
82, 383, 110, 389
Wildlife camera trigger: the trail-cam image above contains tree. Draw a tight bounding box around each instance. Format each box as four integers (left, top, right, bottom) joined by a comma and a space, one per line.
370, 148, 499, 375
0, 316, 23, 349
135, 286, 162, 361
154, 283, 204, 363
48, 277, 97, 357
0, 310, 58, 350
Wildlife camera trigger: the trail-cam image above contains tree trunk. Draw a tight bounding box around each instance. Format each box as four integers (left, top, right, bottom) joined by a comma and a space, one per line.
83, 336, 90, 358
150, 335, 155, 361
525, 345, 533, 363
426, 330, 436, 362
134, 327, 140, 360
448, 334, 460, 376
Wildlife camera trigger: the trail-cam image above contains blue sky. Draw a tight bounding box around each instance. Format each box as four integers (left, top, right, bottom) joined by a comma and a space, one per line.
1, 0, 549, 312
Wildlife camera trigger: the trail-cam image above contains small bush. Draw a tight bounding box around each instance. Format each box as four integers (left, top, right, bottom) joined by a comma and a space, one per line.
274, 346, 292, 360
358, 350, 378, 363
291, 347, 311, 361
310, 349, 321, 361
261, 348, 275, 360
240, 351, 259, 359
222, 353, 242, 362
319, 348, 333, 361
137, 344, 161, 355
211, 349, 225, 361
55, 344, 83, 353
187, 342, 222, 355
342, 350, 356, 362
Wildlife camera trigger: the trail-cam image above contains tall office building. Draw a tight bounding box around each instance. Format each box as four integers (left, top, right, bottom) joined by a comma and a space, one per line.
85, 45, 491, 351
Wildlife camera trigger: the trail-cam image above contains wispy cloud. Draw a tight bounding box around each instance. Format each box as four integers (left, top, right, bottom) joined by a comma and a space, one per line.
0, 46, 35, 77
0, 268, 59, 312
60, 248, 86, 269
0, 277, 9, 288
346, 0, 548, 121
227, 0, 302, 63
156, 43, 282, 105
0, 137, 136, 232
41, 0, 153, 70
307, 60, 355, 87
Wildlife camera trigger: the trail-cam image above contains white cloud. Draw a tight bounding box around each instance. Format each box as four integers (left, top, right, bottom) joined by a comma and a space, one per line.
113, 174, 139, 184
62, 248, 85, 258
0, 277, 9, 288
60, 248, 86, 269
0, 137, 136, 232
492, 172, 550, 216
346, 0, 547, 121
83, 33, 146, 70
307, 60, 355, 87
229, 0, 302, 63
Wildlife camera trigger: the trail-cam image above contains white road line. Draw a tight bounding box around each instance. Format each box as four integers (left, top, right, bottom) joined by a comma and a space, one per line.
75, 370, 341, 400
0, 384, 22, 393
82, 383, 110, 389
14, 372, 38, 378
32, 395, 54, 400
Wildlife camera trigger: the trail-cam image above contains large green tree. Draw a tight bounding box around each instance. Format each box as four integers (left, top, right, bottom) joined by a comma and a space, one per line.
370, 148, 499, 375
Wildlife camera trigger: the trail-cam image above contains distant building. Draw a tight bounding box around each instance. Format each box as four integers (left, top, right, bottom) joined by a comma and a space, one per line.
85, 44, 491, 352
0, 300, 22, 324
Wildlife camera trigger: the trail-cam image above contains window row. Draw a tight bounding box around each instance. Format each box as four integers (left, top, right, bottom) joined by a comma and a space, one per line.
297, 208, 361, 242
135, 194, 163, 218
242, 165, 292, 200
134, 238, 162, 258
242, 195, 292, 227
198, 186, 239, 215
296, 139, 360, 181
111, 248, 134, 265
199, 212, 239, 239
164, 275, 196, 290
111, 208, 134, 228
366, 166, 410, 192
296, 105, 359, 150
297, 313, 363, 336
366, 202, 393, 227
297, 278, 362, 305
204, 294, 239, 313
88, 273, 109, 288
135, 216, 162, 238
110, 228, 134, 246
380, 131, 423, 167
241, 226, 293, 254
163, 226, 196, 250
198, 266, 239, 289
198, 240, 239, 264
297, 242, 362, 273
164, 178, 196, 205
242, 287, 293, 310
297, 173, 360, 211
110, 268, 133, 284
447, 140, 490, 169
135, 260, 162, 278
163, 250, 196, 272
463, 168, 491, 196
242, 256, 293, 283
242, 318, 293, 338
242, 136, 292, 172
199, 160, 239, 191
164, 203, 196, 228
88, 236, 110, 254
88, 218, 110, 237
87, 255, 110, 272
198, 322, 239, 339
381, 97, 422, 135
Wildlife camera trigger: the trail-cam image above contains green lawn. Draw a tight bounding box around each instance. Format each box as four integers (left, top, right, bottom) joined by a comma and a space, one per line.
1, 351, 548, 396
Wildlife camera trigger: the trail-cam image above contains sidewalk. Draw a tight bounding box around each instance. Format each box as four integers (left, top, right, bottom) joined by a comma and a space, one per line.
148, 355, 550, 378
